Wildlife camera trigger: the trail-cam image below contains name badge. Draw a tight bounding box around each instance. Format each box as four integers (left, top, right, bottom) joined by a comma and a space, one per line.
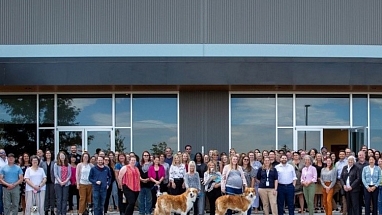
266, 181, 270, 186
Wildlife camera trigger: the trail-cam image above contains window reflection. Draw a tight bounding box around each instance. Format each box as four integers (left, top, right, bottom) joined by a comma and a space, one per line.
231, 95, 276, 152
278, 95, 293, 126
297, 130, 320, 151
39, 94, 54, 127
115, 94, 131, 127
39, 129, 54, 152
57, 94, 112, 126
132, 95, 177, 156
370, 95, 382, 148
278, 128, 293, 151
0, 95, 37, 154
352, 95, 367, 127
296, 95, 350, 126
115, 128, 131, 153
87, 130, 111, 156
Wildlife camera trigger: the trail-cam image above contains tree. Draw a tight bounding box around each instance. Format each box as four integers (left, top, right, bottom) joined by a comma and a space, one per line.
150, 142, 167, 155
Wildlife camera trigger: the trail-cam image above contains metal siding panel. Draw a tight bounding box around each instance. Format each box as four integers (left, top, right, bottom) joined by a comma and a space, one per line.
180, 91, 229, 154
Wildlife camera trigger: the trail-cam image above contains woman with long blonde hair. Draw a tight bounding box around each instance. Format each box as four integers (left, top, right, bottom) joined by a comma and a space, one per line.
203, 161, 221, 215
184, 161, 201, 215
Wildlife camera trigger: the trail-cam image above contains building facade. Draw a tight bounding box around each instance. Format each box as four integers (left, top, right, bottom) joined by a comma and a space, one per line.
1, 0, 382, 156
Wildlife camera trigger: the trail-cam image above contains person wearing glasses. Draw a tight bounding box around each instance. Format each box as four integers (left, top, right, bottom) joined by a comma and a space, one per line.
184, 145, 194, 163
139, 151, 153, 215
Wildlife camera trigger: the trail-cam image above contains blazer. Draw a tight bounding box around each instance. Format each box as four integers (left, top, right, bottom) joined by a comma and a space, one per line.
362, 165, 381, 188
53, 163, 72, 186
40, 160, 56, 183
340, 165, 361, 192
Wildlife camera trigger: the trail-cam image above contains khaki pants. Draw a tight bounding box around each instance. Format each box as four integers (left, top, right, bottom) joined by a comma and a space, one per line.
333, 180, 347, 215
25, 190, 46, 215
258, 188, 278, 215
78, 184, 92, 214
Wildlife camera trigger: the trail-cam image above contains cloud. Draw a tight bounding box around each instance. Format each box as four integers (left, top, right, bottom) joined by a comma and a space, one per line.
71, 99, 97, 110
91, 113, 112, 125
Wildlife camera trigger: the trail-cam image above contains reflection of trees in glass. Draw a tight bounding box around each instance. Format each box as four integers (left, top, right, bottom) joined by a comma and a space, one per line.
113, 129, 127, 153
57, 98, 80, 126
0, 96, 80, 154
151, 142, 167, 155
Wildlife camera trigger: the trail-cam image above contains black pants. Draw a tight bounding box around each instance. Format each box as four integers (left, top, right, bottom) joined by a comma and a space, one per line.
206, 187, 221, 215
122, 185, 139, 215
364, 187, 378, 215
68, 184, 79, 210
345, 191, 359, 215
118, 187, 127, 215
104, 181, 114, 213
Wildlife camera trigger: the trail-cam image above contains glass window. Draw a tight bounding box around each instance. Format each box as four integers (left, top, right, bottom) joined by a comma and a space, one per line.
58, 130, 82, 153
370, 95, 382, 149
352, 95, 368, 127
115, 128, 131, 153
278, 95, 293, 126
132, 94, 178, 156
296, 95, 350, 126
39, 94, 54, 127
57, 94, 112, 126
39, 129, 55, 152
0, 95, 37, 153
87, 130, 111, 156
297, 130, 321, 151
231, 94, 276, 152
278, 128, 293, 151
115, 94, 131, 127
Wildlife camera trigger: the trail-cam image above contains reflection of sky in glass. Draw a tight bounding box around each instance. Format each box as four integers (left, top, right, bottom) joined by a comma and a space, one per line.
115, 128, 131, 153
87, 131, 111, 155
58, 96, 112, 126
278, 96, 293, 126
352, 95, 367, 126
231, 96, 276, 151
132, 96, 177, 156
278, 128, 293, 151
370, 96, 382, 148
297, 130, 320, 150
296, 95, 350, 126
115, 95, 131, 127
0, 95, 37, 123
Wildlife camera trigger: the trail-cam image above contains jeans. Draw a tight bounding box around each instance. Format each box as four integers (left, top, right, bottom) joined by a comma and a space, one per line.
3, 186, 20, 215
251, 184, 260, 208
226, 187, 243, 215
379, 187, 382, 215
277, 183, 294, 215
0, 184, 3, 214
93, 187, 107, 215
138, 187, 152, 214
197, 186, 206, 215
55, 184, 69, 215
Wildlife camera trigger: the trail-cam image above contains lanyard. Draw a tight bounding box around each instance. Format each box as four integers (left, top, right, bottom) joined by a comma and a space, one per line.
266, 169, 270, 181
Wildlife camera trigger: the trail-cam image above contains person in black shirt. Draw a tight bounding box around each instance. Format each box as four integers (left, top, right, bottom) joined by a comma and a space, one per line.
39, 150, 55, 215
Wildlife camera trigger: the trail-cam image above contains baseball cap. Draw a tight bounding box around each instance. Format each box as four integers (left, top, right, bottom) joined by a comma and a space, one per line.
7, 153, 15, 158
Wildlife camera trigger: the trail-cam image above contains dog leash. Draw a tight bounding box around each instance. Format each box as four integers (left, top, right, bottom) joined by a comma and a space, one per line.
32, 191, 41, 213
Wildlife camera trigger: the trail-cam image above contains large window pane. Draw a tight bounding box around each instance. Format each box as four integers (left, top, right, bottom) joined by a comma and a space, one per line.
370, 95, 382, 149
278, 95, 293, 126
297, 130, 321, 151
115, 94, 131, 127
0, 95, 37, 154
231, 95, 276, 152
352, 95, 368, 127
132, 95, 177, 156
296, 95, 350, 126
115, 128, 131, 153
87, 130, 111, 156
57, 94, 112, 126
39, 129, 55, 152
39, 94, 54, 127
278, 129, 293, 151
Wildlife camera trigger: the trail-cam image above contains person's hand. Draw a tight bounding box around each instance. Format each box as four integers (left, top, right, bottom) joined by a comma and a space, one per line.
221, 188, 225, 193
348, 186, 352, 191
172, 183, 176, 189
326, 187, 330, 193
96, 181, 101, 185
107, 185, 109, 189
273, 190, 277, 195
77, 185, 80, 190
7, 184, 15, 190
182, 183, 185, 189
60, 181, 65, 186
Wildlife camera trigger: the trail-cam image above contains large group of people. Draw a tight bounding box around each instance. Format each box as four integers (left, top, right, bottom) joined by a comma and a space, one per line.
0, 144, 381, 215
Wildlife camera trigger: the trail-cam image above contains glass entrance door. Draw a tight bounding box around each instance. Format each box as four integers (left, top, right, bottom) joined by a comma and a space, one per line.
85, 129, 113, 155
295, 128, 323, 151
349, 127, 366, 153
57, 128, 113, 156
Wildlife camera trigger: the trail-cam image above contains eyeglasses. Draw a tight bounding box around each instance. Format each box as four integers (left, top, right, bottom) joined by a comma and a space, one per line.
186, 148, 191, 150
243, 159, 249, 161
143, 155, 149, 157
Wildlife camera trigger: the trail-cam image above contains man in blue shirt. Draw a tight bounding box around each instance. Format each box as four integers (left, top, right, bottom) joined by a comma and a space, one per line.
89, 156, 111, 215
0, 153, 23, 215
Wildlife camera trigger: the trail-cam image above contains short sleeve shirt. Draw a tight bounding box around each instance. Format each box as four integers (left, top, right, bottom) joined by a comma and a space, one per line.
0, 164, 23, 184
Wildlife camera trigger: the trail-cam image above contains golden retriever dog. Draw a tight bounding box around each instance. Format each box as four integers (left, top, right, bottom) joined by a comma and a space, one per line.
154, 188, 198, 215
215, 187, 256, 215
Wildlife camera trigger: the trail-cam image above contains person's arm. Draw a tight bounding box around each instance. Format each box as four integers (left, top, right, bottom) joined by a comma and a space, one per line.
312, 166, 317, 183
54, 164, 62, 184
375, 167, 381, 188
117, 166, 127, 188
76, 163, 82, 187
239, 167, 247, 187
329, 169, 337, 189
196, 174, 201, 191
65, 165, 72, 184
291, 165, 297, 186
320, 169, 327, 188
350, 167, 361, 189
169, 165, 175, 183
184, 174, 190, 189
221, 165, 228, 192
88, 168, 96, 184
300, 167, 305, 183
361, 167, 368, 188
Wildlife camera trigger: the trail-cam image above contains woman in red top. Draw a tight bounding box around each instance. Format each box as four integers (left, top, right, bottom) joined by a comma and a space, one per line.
118, 156, 140, 215
148, 155, 165, 208
68, 155, 79, 213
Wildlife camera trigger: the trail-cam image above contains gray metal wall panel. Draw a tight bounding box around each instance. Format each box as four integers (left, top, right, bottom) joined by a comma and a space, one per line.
1, 0, 382, 44
0, 0, 201, 44
179, 91, 229, 154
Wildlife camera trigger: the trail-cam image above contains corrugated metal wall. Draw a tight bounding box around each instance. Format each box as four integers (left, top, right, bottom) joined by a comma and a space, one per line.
1, 0, 381, 44
179, 91, 229, 155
